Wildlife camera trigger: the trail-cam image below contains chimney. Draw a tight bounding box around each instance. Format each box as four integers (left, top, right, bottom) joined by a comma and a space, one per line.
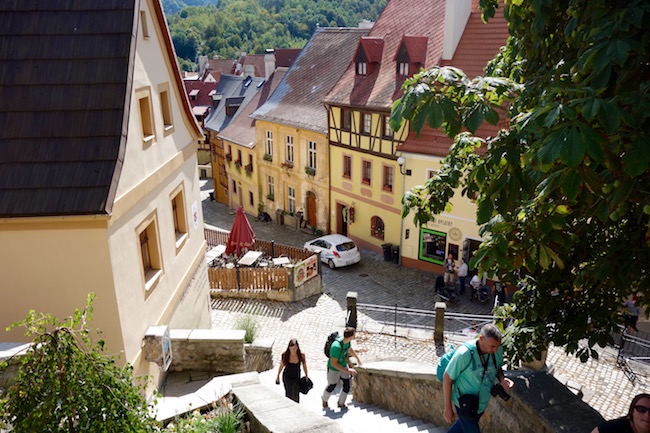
442, 0, 472, 60
358, 19, 374, 29
264, 48, 276, 80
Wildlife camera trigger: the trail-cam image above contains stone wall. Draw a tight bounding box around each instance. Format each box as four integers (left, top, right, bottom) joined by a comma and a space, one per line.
353, 360, 604, 433
245, 338, 274, 373
169, 329, 246, 374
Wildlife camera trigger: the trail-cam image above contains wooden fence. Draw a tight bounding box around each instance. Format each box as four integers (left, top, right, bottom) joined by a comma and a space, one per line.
207, 266, 287, 291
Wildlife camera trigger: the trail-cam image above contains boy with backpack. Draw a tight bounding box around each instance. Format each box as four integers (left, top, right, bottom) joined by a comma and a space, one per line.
322, 327, 362, 409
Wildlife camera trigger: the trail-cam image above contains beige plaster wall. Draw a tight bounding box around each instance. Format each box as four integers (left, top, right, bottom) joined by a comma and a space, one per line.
107, 155, 210, 372
0, 219, 123, 356
255, 120, 330, 232
329, 144, 403, 250
116, 0, 200, 199
399, 152, 483, 269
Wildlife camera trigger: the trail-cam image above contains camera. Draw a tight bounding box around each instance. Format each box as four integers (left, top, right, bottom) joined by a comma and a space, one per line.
490, 384, 511, 401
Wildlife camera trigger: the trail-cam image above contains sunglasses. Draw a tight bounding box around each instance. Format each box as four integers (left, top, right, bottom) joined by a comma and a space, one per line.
634, 405, 650, 414
289, 342, 296, 347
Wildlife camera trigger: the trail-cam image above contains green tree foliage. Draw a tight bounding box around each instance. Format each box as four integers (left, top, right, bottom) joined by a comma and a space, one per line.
166, 0, 387, 70
0, 294, 157, 432
391, 0, 650, 364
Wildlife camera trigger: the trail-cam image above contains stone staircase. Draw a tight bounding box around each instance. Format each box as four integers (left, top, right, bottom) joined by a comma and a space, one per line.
330, 401, 445, 433
254, 369, 446, 433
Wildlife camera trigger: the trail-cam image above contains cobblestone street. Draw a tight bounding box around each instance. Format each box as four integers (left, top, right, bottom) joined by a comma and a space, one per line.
201, 180, 649, 421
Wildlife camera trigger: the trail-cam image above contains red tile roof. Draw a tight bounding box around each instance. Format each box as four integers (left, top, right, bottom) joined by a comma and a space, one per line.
183, 80, 220, 113
252, 28, 370, 134
398, 6, 509, 157
274, 48, 302, 67
325, 0, 446, 110
439, 6, 509, 78
397, 35, 428, 64
359, 37, 385, 63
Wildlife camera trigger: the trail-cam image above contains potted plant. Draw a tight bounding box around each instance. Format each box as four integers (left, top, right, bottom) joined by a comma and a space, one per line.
225, 153, 232, 164
234, 159, 241, 172
304, 166, 316, 176
244, 163, 253, 176
266, 193, 274, 201
281, 161, 293, 170
263, 153, 273, 162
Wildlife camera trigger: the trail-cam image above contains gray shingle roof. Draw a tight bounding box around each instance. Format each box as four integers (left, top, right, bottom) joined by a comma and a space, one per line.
0, 0, 137, 217
203, 74, 265, 134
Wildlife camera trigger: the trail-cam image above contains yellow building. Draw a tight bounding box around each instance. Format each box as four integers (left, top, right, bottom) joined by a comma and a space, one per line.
218, 69, 287, 215
252, 28, 370, 232
395, 3, 508, 273
0, 0, 211, 390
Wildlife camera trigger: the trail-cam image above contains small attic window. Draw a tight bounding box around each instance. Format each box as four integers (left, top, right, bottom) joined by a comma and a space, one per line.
243, 76, 252, 87
398, 62, 409, 76
189, 89, 199, 101
256, 79, 266, 88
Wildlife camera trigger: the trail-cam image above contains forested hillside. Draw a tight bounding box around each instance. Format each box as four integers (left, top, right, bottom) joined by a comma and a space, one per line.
163, 0, 211, 16
166, 0, 387, 71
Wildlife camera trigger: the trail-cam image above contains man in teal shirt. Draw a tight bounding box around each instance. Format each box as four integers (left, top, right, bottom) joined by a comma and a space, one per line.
443, 324, 514, 432
322, 327, 362, 409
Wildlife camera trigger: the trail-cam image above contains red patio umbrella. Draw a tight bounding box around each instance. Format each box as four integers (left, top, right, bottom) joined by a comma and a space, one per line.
225, 207, 255, 256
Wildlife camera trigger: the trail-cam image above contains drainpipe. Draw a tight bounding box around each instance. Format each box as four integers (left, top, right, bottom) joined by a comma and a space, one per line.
397, 155, 406, 266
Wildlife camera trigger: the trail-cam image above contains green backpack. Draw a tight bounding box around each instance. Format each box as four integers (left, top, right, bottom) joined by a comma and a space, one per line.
436, 341, 474, 382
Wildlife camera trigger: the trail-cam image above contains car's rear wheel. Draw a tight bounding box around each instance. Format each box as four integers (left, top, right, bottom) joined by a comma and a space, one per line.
328, 259, 336, 269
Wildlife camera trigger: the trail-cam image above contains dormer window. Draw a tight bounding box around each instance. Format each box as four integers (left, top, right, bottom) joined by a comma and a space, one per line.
357, 62, 367, 76
354, 37, 384, 77
189, 89, 199, 101
398, 62, 409, 76
395, 35, 428, 78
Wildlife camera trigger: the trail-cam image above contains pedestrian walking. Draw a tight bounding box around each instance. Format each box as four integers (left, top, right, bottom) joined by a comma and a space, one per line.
625, 296, 642, 334
322, 327, 362, 409
276, 338, 308, 403
469, 272, 481, 302
444, 254, 456, 291
442, 324, 514, 433
591, 393, 650, 433
457, 259, 468, 295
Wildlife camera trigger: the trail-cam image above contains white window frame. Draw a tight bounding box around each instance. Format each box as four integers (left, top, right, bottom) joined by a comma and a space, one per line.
398, 62, 409, 76
308, 140, 317, 170
285, 135, 294, 163
265, 130, 273, 156
267, 175, 274, 198
363, 113, 372, 135
288, 186, 296, 214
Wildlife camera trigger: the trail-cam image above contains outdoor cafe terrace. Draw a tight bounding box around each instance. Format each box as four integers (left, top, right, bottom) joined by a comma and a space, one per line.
204, 226, 319, 301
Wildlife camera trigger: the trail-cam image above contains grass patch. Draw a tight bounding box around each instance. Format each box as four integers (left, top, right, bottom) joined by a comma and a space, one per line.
235, 315, 258, 344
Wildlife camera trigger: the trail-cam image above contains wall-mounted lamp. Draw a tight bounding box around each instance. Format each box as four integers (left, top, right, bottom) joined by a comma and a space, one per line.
397, 156, 411, 176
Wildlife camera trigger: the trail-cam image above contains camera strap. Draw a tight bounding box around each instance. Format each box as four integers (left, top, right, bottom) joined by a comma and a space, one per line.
476, 341, 498, 385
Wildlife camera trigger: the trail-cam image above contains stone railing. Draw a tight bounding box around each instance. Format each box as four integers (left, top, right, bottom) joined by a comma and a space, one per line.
244, 338, 274, 373
353, 360, 604, 433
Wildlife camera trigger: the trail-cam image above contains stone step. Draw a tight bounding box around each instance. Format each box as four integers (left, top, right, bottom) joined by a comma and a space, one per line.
343, 402, 445, 433
257, 369, 446, 433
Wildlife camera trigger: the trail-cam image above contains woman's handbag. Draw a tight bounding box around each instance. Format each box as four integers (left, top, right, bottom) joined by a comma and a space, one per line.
457, 394, 480, 419
299, 376, 313, 394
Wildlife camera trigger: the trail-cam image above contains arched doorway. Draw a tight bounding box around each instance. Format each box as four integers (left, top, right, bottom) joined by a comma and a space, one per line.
306, 191, 317, 228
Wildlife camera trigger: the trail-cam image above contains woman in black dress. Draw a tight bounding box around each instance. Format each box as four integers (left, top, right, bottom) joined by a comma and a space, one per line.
275, 338, 308, 402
